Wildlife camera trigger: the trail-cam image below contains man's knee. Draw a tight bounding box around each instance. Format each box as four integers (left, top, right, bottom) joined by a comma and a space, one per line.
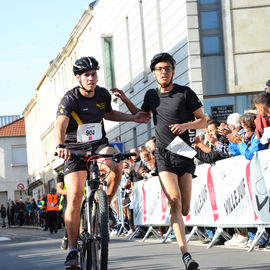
168, 197, 182, 213
67, 193, 82, 210
182, 204, 190, 216
98, 146, 122, 173
169, 198, 190, 216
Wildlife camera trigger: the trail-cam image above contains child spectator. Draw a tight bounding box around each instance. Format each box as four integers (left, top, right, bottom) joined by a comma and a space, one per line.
139, 149, 151, 165
145, 136, 156, 156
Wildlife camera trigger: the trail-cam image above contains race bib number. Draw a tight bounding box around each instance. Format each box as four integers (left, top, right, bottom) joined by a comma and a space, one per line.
77, 123, 102, 143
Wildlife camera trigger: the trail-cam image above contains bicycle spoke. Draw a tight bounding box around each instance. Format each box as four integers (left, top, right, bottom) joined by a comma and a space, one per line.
79, 198, 93, 270
91, 190, 109, 270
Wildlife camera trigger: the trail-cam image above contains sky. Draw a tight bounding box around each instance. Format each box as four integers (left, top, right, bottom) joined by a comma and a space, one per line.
0, 1, 94, 116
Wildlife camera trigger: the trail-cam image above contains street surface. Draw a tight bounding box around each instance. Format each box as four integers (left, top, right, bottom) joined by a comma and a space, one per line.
0, 227, 269, 270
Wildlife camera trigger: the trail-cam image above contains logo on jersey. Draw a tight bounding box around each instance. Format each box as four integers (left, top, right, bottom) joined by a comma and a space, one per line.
58, 104, 65, 114
96, 102, 106, 110
83, 107, 89, 111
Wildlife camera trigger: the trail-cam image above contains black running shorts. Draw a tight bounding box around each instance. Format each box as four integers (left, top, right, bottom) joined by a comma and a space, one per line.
155, 147, 195, 177
64, 138, 110, 176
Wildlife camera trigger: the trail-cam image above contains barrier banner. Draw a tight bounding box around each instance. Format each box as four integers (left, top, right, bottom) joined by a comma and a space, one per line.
133, 149, 270, 227
250, 151, 270, 222
190, 155, 254, 225
133, 178, 170, 225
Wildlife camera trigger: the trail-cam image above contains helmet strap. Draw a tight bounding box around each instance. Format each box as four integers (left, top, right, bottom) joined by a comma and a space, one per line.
78, 77, 92, 93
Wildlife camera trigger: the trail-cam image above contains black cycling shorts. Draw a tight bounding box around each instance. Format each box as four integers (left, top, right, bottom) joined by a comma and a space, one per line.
155, 147, 195, 177
64, 138, 110, 176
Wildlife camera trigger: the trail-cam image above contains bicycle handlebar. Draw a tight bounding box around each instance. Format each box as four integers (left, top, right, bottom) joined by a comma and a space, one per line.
55, 151, 136, 163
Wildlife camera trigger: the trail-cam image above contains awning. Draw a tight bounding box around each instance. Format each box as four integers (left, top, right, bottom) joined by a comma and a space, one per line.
28, 179, 43, 191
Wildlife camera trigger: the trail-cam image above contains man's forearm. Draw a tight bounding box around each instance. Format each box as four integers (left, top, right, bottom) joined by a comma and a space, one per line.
55, 117, 69, 145
104, 110, 135, 122
55, 128, 66, 146
124, 101, 140, 115
196, 142, 211, 153
186, 118, 207, 130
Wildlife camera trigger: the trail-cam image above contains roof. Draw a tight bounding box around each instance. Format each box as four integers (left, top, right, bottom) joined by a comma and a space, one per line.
0, 117, 26, 137
89, 0, 98, 8
0, 115, 21, 128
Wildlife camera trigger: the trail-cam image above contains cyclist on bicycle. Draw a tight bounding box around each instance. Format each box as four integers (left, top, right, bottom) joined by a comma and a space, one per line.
55, 56, 150, 269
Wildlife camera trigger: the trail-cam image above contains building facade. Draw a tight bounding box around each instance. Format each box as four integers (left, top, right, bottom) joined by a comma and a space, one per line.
0, 118, 28, 205
23, 0, 270, 191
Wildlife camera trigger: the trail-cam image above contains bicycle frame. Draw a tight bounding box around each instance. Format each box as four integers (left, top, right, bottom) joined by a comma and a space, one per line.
84, 160, 106, 237
79, 156, 112, 270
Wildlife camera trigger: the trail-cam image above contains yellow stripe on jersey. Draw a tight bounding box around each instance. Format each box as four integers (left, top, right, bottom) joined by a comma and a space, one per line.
71, 111, 83, 125
71, 110, 103, 125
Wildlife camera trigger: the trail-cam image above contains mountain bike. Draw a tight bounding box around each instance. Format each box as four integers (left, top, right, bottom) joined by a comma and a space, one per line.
68, 151, 136, 270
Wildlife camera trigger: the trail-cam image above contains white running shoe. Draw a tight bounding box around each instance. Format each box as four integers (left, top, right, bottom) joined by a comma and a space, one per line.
110, 229, 118, 237
239, 239, 252, 248
125, 230, 134, 237
224, 234, 248, 246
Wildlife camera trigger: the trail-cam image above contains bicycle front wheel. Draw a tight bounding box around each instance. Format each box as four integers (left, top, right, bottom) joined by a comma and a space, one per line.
91, 189, 109, 270
79, 198, 92, 270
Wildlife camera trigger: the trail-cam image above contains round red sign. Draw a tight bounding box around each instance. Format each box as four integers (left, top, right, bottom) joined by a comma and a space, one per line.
17, 184, 24, 191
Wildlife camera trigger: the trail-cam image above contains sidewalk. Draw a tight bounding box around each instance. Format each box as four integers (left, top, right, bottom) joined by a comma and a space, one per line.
7, 225, 43, 230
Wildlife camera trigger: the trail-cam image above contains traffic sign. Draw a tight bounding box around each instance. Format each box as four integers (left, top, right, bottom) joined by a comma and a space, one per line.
110, 142, 124, 153
17, 183, 24, 191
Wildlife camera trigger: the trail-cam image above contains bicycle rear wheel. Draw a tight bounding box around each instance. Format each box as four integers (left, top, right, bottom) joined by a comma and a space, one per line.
79, 198, 92, 270
91, 189, 109, 270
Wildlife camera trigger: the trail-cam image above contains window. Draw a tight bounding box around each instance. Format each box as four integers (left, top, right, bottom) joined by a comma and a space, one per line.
198, 1, 223, 56
202, 36, 220, 54
201, 11, 218, 29
200, 0, 216, 4
198, 0, 226, 94
11, 145, 27, 166
103, 37, 115, 89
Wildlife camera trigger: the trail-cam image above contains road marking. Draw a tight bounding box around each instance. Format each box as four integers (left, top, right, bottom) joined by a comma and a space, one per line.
4, 238, 60, 247
18, 250, 63, 258
0, 237, 11, 241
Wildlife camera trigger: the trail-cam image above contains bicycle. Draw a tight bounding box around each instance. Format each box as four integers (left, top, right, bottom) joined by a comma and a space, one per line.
64, 151, 136, 270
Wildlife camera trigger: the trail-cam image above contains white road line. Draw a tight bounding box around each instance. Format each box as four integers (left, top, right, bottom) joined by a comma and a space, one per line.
0, 237, 11, 241
18, 250, 63, 258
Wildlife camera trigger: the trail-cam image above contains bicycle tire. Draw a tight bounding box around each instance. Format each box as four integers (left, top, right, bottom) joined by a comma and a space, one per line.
91, 189, 109, 270
79, 198, 93, 270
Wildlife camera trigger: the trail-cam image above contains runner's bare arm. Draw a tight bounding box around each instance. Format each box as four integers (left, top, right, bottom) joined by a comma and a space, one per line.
169, 108, 207, 135
55, 115, 71, 160
110, 88, 141, 115
104, 110, 151, 124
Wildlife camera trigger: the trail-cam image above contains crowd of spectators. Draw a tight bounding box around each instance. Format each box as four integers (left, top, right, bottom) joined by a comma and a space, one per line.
1, 195, 63, 233
1, 198, 39, 227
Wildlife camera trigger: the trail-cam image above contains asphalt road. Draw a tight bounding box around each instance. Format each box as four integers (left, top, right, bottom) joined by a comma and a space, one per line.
0, 227, 269, 270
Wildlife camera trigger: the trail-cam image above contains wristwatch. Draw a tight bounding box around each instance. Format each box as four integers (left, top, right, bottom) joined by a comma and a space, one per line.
56, 144, 66, 149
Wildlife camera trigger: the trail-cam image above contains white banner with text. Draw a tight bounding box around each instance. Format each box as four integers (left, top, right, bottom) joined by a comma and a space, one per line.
133, 149, 270, 226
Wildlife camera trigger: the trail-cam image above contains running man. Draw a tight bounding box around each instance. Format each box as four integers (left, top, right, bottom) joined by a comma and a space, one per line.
55, 56, 150, 269
112, 53, 207, 270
